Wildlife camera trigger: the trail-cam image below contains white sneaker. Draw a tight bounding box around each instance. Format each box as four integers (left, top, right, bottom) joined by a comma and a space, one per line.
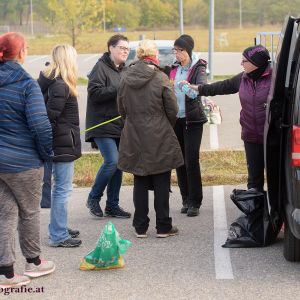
0, 274, 30, 288
24, 259, 55, 278
135, 232, 147, 238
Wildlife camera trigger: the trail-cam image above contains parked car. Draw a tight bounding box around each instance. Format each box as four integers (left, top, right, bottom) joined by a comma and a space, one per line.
125, 40, 175, 68
126, 39, 210, 76
264, 15, 300, 261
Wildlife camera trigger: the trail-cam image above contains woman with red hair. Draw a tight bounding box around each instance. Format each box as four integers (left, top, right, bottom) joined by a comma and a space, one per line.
0, 32, 55, 287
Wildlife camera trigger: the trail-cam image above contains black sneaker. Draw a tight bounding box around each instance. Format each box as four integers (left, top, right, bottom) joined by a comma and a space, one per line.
180, 204, 189, 214
87, 198, 103, 218
187, 207, 199, 217
157, 226, 179, 238
68, 228, 80, 238
105, 206, 131, 218
50, 238, 82, 248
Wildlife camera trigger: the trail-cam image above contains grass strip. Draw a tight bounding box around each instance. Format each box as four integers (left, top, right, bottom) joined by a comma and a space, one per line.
27, 25, 280, 55
74, 150, 247, 187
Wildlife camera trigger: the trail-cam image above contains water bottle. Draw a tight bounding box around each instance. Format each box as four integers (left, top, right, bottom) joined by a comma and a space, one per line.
180, 83, 199, 99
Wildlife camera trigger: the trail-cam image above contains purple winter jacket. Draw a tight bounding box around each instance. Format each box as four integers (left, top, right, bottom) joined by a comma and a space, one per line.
198, 66, 272, 144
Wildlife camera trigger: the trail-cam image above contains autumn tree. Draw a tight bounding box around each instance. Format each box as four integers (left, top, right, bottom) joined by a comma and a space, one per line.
47, 0, 103, 47
184, 0, 208, 26
106, 0, 141, 30
139, 0, 177, 28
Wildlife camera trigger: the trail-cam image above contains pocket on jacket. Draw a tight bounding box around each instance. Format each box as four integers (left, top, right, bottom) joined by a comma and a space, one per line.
70, 129, 76, 149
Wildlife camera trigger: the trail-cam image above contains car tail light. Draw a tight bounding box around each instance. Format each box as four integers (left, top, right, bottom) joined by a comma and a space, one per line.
292, 126, 300, 166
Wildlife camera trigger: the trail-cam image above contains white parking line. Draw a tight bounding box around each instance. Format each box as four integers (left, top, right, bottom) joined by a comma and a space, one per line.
27, 56, 48, 63
82, 54, 99, 62
213, 185, 234, 279
210, 124, 219, 150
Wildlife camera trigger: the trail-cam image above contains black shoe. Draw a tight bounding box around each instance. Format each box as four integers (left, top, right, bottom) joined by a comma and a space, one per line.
68, 228, 80, 238
180, 204, 188, 214
187, 207, 199, 217
157, 226, 179, 238
87, 198, 103, 218
51, 238, 82, 248
105, 206, 131, 218
41, 205, 51, 209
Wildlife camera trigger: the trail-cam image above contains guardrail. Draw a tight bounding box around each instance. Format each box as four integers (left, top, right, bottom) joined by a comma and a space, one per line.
255, 31, 281, 63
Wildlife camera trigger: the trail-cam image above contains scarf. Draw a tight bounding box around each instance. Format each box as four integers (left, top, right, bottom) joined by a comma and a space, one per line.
247, 63, 269, 81
143, 56, 160, 67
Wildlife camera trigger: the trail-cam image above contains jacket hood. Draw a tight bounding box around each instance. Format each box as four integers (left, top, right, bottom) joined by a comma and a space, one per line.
123, 60, 156, 89
37, 71, 56, 93
172, 52, 200, 68
100, 52, 125, 72
0, 61, 31, 87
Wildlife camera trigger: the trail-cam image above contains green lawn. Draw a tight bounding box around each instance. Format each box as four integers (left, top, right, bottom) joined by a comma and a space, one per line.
27, 25, 281, 55
74, 150, 248, 187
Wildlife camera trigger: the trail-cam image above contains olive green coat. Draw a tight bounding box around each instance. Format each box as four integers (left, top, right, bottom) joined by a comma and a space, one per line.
117, 60, 183, 176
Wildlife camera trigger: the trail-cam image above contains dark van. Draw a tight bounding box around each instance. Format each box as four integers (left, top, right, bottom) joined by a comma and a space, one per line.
265, 16, 300, 261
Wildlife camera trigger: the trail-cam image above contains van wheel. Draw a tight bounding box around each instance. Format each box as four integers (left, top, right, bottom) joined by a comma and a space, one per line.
284, 222, 300, 261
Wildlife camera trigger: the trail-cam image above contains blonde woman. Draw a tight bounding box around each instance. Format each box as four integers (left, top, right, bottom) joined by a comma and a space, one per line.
118, 40, 183, 238
38, 44, 82, 248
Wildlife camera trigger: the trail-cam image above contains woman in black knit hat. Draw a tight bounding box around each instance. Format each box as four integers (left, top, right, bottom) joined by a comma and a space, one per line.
182, 44, 272, 192
169, 34, 208, 217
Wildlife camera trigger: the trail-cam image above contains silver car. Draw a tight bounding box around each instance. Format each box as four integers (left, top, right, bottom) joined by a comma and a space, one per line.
125, 40, 175, 68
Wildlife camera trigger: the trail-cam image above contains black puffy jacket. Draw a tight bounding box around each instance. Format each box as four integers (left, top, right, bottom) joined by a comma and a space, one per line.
38, 72, 81, 162
85, 52, 125, 142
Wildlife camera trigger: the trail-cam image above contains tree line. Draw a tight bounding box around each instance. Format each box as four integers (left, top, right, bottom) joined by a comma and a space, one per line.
0, 0, 299, 46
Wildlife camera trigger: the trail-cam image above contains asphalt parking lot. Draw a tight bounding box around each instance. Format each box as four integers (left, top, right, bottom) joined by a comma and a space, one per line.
6, 186, 300, 300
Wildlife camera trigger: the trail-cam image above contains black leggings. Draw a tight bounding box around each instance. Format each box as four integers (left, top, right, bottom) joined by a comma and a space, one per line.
174, 118, 203, 208
244, 141, 264, 191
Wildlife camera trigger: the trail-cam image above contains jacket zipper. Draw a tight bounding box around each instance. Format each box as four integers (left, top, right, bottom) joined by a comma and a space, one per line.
253, 80, 257, 142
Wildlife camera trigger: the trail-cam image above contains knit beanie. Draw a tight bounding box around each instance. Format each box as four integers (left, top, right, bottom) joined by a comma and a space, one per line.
174, 34, 194, 59
242, 45, 270, 67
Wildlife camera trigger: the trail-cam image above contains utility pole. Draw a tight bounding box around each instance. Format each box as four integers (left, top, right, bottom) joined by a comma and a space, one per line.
179, 0, 184, 35
208, 0, 214, 80
103, 0, 106, 32
239, 0, 243, 29
30, 0, 34, 35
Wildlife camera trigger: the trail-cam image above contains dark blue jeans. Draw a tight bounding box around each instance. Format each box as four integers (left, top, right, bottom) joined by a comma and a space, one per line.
88, 138, 122, 209
41, 161, 52, 208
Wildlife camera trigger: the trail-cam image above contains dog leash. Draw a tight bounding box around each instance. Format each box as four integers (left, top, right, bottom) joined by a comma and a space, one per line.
80, 116, 121, 134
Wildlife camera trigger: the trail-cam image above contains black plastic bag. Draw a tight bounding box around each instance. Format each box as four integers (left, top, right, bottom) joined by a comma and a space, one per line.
230, 188, 264, 215
223, 189, 282, 248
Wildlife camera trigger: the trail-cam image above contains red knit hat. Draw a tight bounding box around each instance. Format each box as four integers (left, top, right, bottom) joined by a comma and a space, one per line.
0, 32, 25, 62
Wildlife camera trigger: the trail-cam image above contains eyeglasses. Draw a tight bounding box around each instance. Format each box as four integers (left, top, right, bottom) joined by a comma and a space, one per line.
172, 48, 185, 53
114, 45, 130, 52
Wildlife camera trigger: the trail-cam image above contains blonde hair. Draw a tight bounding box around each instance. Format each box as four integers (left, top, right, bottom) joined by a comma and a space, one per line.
44, 44, 78, 97
136, 40, 158, 60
